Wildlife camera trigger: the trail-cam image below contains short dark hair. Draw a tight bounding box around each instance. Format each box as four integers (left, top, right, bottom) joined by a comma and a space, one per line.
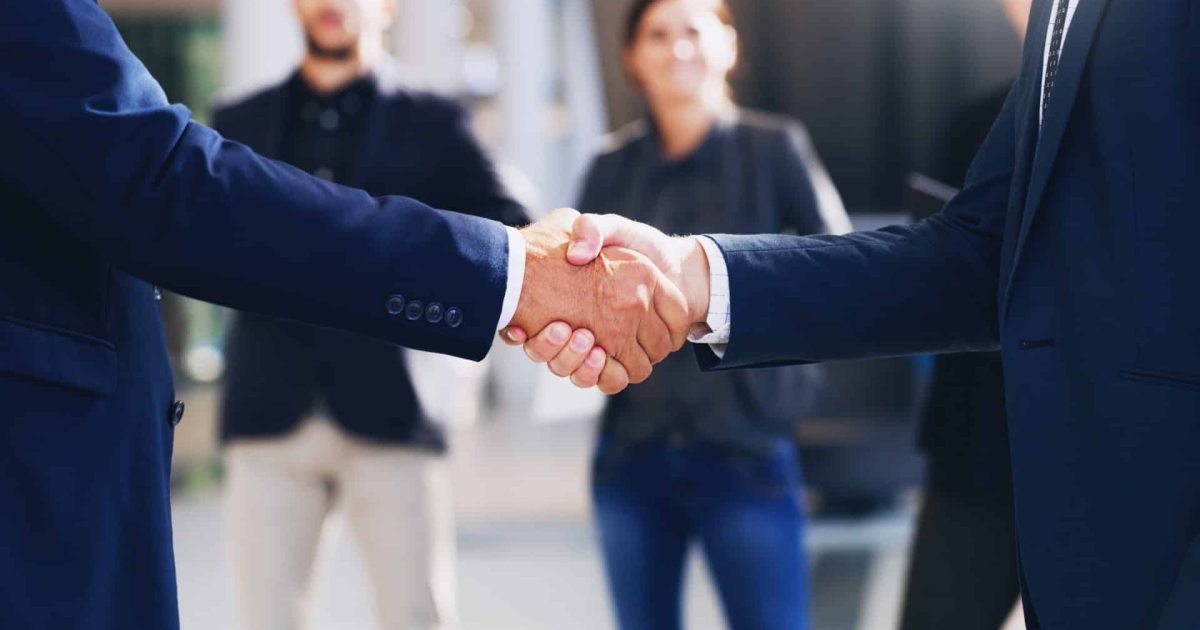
622, 0, 735, 49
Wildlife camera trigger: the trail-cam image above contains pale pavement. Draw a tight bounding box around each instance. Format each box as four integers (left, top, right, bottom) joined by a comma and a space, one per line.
169, 379, 970, 630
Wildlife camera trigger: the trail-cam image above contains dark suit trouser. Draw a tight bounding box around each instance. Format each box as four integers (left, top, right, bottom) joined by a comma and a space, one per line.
900, 488, 1020, 630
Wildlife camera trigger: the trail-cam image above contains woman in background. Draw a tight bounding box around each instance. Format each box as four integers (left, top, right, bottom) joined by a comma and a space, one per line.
576, 1, 850, 628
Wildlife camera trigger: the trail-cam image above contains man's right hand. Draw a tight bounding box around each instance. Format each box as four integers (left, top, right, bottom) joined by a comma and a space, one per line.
507, 209, 692, 392
566, 214, 712, 320
503, 212, 713, 393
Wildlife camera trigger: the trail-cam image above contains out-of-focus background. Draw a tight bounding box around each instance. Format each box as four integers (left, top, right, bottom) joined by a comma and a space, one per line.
99, 0, 1027, 628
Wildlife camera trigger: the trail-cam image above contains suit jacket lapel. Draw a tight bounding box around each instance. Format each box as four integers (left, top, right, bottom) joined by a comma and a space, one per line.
1004, 0, 1111, 306
999, 0, 1054, 322
1010, 0, 1053, 207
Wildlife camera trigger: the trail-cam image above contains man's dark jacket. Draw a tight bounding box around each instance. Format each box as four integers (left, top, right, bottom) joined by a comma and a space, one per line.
213, 68, 527, 447
0, 2, 514, 627
699, 2, 1200, 628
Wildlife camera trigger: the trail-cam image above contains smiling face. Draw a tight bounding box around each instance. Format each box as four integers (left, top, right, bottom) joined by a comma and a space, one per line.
294, 0, 396, 59
623, 0, 738, 107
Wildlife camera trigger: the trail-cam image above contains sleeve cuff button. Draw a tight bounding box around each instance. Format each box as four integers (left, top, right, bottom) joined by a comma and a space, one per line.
386, 295, 406, 316
425, 303, 444, 324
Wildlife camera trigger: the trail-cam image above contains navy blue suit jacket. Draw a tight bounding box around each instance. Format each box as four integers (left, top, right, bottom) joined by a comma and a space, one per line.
0, 2, 511, 628
214, 70, 527, 446
702, 1, 1200, 627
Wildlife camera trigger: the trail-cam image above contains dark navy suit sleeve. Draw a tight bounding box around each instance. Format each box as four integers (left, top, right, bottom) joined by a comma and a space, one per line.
700, 86, 1019, 370
0, 0, 509, 361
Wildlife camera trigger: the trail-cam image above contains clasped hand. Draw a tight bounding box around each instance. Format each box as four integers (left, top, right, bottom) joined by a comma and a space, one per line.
503, 209, 711, 394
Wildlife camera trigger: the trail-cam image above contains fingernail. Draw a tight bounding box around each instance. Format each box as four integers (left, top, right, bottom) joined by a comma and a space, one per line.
503, 329, 518, 342
571, 331, 593, 352
587, 349, 605, 367
548, 323, 570, 344
568, 242, 588, 259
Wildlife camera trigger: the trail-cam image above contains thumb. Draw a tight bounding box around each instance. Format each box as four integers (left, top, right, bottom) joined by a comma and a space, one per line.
568, 214, 636, 265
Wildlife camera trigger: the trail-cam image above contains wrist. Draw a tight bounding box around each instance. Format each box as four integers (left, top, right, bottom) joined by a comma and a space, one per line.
678, 237, 711, 325
511, 227, 554, 332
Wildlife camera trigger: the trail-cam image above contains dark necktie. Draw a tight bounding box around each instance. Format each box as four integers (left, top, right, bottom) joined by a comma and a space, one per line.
1042, 0, 1070, 123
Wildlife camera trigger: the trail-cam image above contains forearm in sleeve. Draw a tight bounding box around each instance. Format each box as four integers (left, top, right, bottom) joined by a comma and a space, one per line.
0, 1, 511, 360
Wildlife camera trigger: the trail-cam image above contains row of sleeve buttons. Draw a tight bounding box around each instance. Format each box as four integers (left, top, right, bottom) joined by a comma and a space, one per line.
385, 294, 463, 328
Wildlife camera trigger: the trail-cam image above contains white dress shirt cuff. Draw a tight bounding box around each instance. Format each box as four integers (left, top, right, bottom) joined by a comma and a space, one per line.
687, 236, 731, 358
497, 227, 525, 331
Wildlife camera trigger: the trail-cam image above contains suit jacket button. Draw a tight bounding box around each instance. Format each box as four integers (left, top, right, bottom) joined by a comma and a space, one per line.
170, 401, 186, 427
386, 295, 405, 316
425, 303, 444, 324
445, 307, 463, 328
405, 300, 425, 321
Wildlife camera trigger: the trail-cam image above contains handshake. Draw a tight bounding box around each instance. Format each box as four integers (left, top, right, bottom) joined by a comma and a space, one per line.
502, 208, 713, 394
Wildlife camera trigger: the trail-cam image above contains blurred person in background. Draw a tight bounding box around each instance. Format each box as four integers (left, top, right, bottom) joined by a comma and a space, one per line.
214, 1, 527, 628
573, 1, 849, 628
898, 2, 1032, 629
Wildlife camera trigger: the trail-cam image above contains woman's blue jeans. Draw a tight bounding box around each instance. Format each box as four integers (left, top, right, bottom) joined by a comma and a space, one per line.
592, 438, 808, 630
